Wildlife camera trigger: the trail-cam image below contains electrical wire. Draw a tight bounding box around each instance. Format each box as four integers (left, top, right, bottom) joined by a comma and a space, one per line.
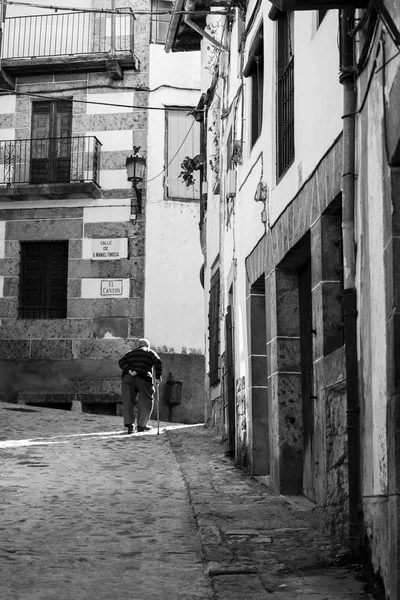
355, 6, 379, 73
0, 87, 205, 112
375, 48, 400, 73
2, 0, 230, 16
146, 117, 195, 183
10, 84, 200, 96
2, 83, 199, 97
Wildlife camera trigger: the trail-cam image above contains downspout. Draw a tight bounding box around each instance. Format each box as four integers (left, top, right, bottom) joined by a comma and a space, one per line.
339, 9, 362, 557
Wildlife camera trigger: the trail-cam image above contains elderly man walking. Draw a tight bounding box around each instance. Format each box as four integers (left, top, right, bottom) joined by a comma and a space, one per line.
118, 338, 162, 434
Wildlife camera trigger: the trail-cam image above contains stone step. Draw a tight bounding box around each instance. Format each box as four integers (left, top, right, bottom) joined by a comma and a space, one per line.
18, 393, 76, 404
17, 392, 121, 405
72, 378, 121, 394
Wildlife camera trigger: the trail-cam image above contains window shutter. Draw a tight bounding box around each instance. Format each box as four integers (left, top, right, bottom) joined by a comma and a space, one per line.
31, 100, 72, 183
19, 241, 68, 319
151, 0, 172, 43
166, 109, 200, 200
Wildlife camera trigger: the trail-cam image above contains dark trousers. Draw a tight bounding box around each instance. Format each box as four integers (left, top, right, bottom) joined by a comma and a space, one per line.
122, 373, 154, 428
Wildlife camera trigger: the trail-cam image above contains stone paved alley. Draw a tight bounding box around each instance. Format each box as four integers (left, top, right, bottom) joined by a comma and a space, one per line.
0, 402, 376, 600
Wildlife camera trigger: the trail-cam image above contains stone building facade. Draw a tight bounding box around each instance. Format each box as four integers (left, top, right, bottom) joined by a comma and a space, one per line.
166, 0, 400, 596
0, 0, 205, 423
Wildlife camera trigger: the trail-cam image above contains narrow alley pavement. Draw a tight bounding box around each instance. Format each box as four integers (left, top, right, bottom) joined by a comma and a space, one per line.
0, 402, 376, 600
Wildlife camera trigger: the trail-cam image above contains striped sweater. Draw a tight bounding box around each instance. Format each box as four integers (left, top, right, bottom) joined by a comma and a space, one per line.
118, 346, 162, 382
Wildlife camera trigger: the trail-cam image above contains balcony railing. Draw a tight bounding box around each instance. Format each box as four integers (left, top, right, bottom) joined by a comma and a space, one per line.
0, 136, 101, 187
2, 11, 134, 59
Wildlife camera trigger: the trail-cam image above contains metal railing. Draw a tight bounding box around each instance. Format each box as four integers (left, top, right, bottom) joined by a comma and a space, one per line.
277, 56, 295, 177
2, 11, 134, 59
0, 136, 101, 186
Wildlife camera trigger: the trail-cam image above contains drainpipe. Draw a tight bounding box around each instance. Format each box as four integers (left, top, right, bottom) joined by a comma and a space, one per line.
339, 9, 362, 558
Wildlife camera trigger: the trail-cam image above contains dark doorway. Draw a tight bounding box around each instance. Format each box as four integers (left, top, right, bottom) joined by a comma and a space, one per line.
81, 402, 117, 416
299, 258, 315, 501
248, 275, 269, 474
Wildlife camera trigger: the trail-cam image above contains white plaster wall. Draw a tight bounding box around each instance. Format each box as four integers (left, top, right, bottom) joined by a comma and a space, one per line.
149, 45, 201, 90
85, 130, 132, 152
236, 8, 343, 227
83, 203, 131, 223
6, 0, 91, 17
201, 6, 343, 395
0, 221, 5, 259
86, 93, 134, 114
0, 129, 15, 141
357, 61, 389, 497
97, 170, 131, 190
144, 200, 204, 352
0, 96, 16, 114
146, 47, 204, 354
293, 11, 342, 179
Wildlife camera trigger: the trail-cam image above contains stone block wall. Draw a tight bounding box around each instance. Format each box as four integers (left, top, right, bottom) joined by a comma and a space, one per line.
153, 351, 205, 425
244, 138, 352, 540
0, 0, 151, 410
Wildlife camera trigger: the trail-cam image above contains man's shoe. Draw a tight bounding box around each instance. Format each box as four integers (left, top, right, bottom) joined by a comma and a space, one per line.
137, 425, 152, 432
126, 424, 134, 434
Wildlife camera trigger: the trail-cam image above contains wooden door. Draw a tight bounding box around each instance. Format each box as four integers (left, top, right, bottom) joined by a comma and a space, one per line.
299, 259, 315, 501
31, 101, 72, 183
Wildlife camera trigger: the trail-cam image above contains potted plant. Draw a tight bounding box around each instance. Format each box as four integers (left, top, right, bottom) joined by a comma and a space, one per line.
178, 154, 204, 187
179, 156, 196, 187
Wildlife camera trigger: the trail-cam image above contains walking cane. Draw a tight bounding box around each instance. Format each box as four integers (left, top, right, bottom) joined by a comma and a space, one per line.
156, 380, 160, 435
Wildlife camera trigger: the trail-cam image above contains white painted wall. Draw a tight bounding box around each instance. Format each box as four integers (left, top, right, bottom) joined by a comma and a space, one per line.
149, 45, 201, 91
209, 6, 343, 390
0, 222, 5, 259
83, 203, 131, 223
356, 49, 390, 497
86, 93, 134, 114
145, 200, 204, 352
145, 43, 204, 354
258, 9, 343, 226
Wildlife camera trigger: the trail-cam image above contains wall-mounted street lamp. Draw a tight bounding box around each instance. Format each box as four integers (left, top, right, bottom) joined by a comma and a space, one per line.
126, 146, 146, 218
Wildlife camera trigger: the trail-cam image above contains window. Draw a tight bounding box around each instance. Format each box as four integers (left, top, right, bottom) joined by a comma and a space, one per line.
244, 25, 264, 147
19, 241, 68, 319
208, 270, 220, 386
165, 107, 200, 200
277, 12, 294, 178
31, 100, 72, 184
151, 0, 172, 44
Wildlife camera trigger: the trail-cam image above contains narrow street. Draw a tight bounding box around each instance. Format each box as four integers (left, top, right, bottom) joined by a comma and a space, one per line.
0, 402, 376, 600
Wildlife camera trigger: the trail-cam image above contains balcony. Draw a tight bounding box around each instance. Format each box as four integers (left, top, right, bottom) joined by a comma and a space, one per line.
1, 11, 137, 83
0, 136, 102, 200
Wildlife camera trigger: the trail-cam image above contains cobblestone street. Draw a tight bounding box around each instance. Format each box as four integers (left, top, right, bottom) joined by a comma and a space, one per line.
0, 402, 375, 599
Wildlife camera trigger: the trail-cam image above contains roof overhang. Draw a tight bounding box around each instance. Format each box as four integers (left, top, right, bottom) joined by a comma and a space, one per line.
165, 0, 208, 53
